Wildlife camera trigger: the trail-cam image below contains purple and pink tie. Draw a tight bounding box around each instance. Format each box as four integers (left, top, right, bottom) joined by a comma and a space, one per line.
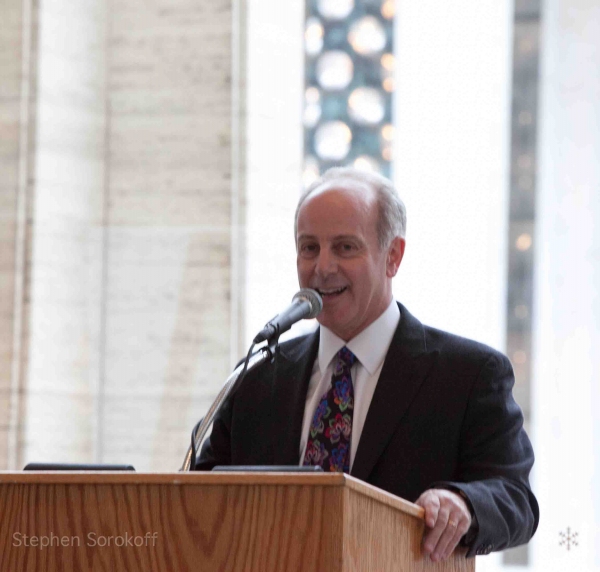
303, 347, 357, 473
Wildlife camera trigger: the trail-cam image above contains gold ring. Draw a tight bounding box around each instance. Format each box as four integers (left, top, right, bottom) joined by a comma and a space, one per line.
448, 520, 458, 528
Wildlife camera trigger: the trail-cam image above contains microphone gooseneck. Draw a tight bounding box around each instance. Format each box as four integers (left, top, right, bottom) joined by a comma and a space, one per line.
182, 289, 323, 471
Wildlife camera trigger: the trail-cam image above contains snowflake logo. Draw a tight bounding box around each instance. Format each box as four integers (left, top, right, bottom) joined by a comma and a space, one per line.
559, 527, 578, 551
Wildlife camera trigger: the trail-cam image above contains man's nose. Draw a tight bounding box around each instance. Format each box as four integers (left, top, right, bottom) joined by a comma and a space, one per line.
315, 249, 337, 276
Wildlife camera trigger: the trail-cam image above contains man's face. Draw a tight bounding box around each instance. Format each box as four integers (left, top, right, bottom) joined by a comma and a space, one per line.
296, 179, 404, 341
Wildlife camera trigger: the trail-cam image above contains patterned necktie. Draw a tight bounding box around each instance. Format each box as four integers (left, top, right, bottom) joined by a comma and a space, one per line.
303, 347, 357, 473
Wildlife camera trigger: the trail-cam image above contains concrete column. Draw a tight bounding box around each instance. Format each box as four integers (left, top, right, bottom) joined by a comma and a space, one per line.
1, 0, 242, 472
101, 0, 239, 470
0, 0, 34, 469
21, 0, 108, 465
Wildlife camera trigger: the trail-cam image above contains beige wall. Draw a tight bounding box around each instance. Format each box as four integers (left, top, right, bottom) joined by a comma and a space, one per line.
23, 0, 107, 467
1, 0, 241, 471
0, 0, 20, 467
103, 0, 236, 470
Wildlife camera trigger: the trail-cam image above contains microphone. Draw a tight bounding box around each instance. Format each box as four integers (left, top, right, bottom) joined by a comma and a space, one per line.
253, 289, 323, 343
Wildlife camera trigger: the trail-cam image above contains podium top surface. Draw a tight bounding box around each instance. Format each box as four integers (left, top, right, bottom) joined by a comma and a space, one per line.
0, 471, 424, 519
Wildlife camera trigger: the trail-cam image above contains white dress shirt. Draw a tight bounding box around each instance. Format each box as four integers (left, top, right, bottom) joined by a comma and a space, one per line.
299, 299, 400, 470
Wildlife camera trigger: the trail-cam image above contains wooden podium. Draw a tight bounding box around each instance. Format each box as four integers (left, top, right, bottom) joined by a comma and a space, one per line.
0, 472, 474, 572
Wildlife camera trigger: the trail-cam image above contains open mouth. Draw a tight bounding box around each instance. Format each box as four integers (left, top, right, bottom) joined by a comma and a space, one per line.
316, 286, 348, 298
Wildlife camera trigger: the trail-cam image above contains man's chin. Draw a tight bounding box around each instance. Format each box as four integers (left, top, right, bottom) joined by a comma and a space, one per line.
317, 309, 352, 338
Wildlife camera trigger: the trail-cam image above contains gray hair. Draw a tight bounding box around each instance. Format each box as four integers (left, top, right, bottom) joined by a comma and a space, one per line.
294, 167, 407, 249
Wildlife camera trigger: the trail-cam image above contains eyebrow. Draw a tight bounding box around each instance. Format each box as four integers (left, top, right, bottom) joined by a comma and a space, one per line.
297, 234, 364, 243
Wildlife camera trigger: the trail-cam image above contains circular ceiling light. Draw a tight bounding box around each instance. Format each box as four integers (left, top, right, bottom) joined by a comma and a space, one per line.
380, 52, 394, 72
305, 87, 321, 104
380, 123, 394, 142
304, 87, 322, 128
516, 233, 532, 251
348, 16, 387, 56
314, 121, 352, 161
303, 156, 321, 188
305, 18, 324, 56
381, 0, 395, 20
316, 51, 354, 90
304, 104, 321, 128
353, 155, 381, 173
317, 0, 354, 20
303, 104, 321, 128
348, 87, 385, 125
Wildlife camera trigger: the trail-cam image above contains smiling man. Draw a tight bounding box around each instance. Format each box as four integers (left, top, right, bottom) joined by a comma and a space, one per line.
296, 177, 404, 341
197, 167, 539, 561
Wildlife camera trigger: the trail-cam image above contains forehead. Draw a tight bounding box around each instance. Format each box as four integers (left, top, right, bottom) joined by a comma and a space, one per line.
298, 179, 377, 226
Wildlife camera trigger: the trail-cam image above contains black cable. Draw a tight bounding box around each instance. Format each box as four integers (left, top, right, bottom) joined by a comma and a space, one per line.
189, 417, 203, 471
234, 342, 256, 395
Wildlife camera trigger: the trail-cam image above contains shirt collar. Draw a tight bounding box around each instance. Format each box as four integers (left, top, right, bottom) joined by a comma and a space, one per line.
318, 299, 401, 375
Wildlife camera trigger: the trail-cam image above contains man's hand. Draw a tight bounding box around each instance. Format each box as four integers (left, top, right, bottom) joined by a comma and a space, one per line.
415, 488, 472, 562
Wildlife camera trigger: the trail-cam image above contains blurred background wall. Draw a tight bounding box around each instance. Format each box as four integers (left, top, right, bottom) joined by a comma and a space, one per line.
1, 0, 244, 471
1, 0, 598, 570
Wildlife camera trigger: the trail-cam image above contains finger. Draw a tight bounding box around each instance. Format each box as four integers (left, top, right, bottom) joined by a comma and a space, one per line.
415, 492, 440, 529
432, 515, 465, 561
441, 523, 468, 561
422, 506, 450, 556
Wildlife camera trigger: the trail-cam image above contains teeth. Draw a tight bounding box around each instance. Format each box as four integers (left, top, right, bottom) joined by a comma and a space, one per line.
318, 287, 346, 295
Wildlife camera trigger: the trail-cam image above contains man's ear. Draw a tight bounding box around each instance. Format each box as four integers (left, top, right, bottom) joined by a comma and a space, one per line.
386, 237, 405, 278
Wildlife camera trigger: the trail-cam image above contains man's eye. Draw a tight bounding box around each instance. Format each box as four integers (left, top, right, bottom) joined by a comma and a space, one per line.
301, 244, 318, 253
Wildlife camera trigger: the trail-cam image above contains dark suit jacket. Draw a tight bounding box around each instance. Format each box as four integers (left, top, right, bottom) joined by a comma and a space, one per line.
196, 303, 539, 557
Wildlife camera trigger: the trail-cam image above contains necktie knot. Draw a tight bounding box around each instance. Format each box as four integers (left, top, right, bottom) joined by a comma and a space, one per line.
337, 346, 357, 368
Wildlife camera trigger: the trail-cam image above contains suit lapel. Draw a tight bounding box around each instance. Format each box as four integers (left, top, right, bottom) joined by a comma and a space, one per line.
269, 330, 320, 464
351, 303, 438, 481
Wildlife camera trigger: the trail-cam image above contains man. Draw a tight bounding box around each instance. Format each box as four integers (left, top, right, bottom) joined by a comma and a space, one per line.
196, 167, 539, 560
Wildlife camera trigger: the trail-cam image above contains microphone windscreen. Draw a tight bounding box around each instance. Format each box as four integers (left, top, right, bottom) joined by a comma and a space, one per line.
292, 288, 323, 319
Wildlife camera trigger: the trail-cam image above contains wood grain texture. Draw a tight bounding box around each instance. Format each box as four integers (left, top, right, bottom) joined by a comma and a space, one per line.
0, 473, 473, 572
343, 486, 473, 572
0, 473, 343, 572
343, 474, 425, 519
0, 471, 347, 486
